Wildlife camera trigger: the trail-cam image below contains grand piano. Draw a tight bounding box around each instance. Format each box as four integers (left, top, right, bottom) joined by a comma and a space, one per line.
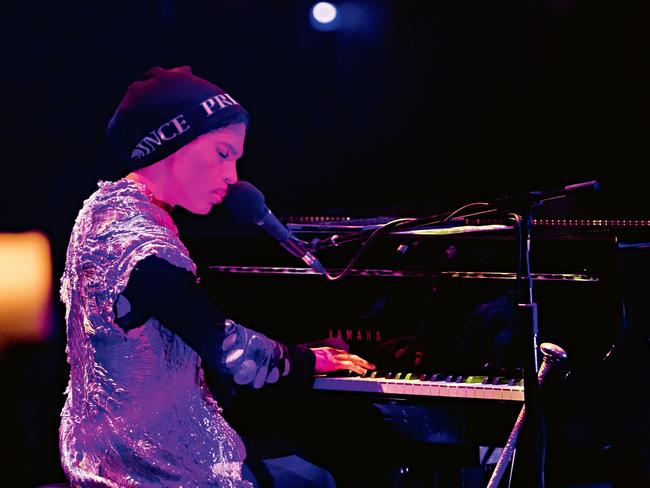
178, 210, 649, 487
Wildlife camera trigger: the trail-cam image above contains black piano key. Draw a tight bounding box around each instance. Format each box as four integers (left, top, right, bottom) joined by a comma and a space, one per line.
431, 373, 451, 382
326, 369, 358, 378
465, 376, 488, 384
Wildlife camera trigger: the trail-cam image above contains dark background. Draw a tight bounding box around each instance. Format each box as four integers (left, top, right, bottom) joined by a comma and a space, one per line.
1, 1, 647, 486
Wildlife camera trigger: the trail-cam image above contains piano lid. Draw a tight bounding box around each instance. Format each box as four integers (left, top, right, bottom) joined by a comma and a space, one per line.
286, 216, 650, 243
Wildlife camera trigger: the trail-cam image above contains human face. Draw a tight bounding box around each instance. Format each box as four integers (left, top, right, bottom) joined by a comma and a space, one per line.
167, 123, 245, 214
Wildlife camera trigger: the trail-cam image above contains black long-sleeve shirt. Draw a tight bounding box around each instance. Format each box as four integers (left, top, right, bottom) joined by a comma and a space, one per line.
113, 255, 315, 394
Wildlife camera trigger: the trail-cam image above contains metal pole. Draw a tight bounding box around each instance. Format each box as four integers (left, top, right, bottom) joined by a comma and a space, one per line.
486, 343, 567, 488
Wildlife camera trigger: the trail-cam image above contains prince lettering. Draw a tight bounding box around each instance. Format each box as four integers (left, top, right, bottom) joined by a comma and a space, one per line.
130, 93, 241, 160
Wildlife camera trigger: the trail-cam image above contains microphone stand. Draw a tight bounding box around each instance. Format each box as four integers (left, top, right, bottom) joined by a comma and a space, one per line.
485, 180, 598, 488
511, 206, 546, 488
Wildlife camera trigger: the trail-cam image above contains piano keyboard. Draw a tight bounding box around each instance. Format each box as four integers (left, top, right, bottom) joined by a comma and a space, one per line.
313, 373, 524, 402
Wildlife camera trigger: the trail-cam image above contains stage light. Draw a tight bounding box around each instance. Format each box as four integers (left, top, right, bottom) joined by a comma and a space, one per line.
0, 231, 53, 350
310, 2, 340, 31
312, 2, 338, 24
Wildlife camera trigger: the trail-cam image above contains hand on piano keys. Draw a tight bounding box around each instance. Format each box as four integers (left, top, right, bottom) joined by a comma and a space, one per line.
376, 335, 426, 368
310, 346, 376, 376
313, 370, 524, 402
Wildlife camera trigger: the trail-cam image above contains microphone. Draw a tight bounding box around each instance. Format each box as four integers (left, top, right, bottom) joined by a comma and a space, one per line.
223, 181, 327, 275
492, 179, 601, 211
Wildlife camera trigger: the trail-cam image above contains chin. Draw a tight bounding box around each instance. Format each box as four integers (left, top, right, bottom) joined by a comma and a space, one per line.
182, 202, 213, 215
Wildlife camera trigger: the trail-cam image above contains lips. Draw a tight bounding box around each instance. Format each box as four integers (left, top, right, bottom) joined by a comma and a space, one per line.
210, 189, 227, 204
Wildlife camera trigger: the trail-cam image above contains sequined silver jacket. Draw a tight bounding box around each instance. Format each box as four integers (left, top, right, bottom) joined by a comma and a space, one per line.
60, 179, 253, 487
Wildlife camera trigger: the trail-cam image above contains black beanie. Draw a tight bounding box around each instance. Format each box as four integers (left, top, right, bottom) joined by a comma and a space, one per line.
107, 66, 248, 171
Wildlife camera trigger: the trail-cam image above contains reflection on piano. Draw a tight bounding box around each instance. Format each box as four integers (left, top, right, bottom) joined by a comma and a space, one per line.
180, 214, 649, 487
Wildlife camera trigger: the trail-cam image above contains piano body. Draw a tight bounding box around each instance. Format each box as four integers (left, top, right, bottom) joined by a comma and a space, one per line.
180, 214, 649, 486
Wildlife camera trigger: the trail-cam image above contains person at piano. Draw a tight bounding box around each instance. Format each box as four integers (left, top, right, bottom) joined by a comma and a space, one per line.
59, 66, 375, 487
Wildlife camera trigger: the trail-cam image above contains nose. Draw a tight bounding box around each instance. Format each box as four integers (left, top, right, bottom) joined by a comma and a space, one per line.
223, 160, 238, 185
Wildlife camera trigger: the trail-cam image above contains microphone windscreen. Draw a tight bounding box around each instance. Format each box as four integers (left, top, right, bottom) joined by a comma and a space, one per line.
223, 181, 266, 221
